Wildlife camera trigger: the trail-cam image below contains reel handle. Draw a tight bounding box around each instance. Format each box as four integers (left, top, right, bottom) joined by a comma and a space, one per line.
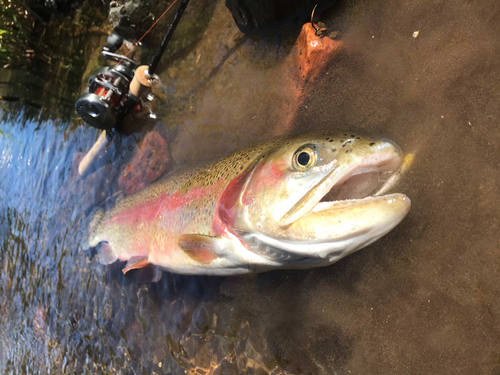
101, 51, 136, 66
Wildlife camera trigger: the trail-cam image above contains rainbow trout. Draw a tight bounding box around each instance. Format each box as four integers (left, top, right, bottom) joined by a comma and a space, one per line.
85, 131, 411, 276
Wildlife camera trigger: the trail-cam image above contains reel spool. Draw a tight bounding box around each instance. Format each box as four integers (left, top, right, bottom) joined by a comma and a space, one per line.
75, 53, 137, 130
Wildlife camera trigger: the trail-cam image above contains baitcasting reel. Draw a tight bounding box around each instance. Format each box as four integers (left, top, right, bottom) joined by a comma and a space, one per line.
75, 51, 139, 131
75, 0, 191, 131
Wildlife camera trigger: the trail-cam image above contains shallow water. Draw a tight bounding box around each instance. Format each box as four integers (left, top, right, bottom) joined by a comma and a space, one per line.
1, 0, 500, 373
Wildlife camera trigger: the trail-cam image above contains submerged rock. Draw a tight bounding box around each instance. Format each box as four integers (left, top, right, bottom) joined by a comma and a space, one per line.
108, 0, 158, 45
106, 0, 216, 49
105, 0, 338, 46
225, 0, 337, 35
118, 131, 171, 195
294, 22, 341, 85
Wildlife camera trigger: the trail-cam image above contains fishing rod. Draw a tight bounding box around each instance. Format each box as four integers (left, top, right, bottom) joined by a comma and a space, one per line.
75, 0, 190, 131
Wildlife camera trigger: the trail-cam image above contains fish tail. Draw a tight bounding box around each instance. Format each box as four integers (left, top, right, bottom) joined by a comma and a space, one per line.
81, 202, 119, 265
81, 206, 104, 250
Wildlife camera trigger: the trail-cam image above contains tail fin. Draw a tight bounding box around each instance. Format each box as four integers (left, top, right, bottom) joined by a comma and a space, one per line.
80, 191, 126, 264
80, 206, 105, 250
80, 207, 119, 265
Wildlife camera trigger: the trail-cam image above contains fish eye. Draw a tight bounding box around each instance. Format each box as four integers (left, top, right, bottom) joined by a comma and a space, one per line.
292, 146, 317, 171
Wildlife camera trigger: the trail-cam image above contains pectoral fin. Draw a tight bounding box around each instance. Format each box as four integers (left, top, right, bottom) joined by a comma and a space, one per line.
178, 234, 222, 264
123, 256, 151, 275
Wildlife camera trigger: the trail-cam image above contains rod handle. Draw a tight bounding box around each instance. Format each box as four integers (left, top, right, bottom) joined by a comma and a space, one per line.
79, 130, 109, 175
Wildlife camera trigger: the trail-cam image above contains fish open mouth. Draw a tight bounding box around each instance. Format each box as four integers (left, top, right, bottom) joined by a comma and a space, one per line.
313, 167, 397, 212
279, 146, 404, 226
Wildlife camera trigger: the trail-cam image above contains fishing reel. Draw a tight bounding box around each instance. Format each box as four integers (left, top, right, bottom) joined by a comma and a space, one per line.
75, 0, 190, 131
75, 51, 142, 131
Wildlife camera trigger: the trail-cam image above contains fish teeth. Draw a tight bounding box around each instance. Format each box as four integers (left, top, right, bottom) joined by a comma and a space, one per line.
240, 234, 294, 261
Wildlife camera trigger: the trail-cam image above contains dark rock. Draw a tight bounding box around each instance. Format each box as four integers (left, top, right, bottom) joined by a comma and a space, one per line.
117, 130, 171, 195
108, 0, 159, 45
225, 0, 337, 36
107, 0, 217, 50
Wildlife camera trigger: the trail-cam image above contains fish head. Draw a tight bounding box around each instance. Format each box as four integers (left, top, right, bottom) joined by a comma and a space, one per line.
218, 131, 411, 268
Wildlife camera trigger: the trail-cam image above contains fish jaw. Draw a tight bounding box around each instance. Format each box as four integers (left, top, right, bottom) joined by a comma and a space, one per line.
235, 192, 410, 268
251, 193, 411, 263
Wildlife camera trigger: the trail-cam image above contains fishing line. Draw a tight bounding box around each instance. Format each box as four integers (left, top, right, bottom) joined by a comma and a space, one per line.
118, 0, 181, 65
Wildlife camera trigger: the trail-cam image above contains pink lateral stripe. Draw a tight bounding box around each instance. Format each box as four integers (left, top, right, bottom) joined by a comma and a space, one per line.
104, 192, 169, 226
106, 179, 226, 227
157, 179, 225, 214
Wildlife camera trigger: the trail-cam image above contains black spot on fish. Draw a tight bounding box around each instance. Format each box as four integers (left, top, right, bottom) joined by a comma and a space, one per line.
369, 142, 376, 146
332, 148, 337, 152
329, 139, 334, 142
343, 133, 347, 136
342, 144, 346, 147
351, 135, 355, 137
326, 137, 329, 140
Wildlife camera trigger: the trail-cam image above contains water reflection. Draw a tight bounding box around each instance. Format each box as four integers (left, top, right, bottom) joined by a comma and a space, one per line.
1, 0, 500, 373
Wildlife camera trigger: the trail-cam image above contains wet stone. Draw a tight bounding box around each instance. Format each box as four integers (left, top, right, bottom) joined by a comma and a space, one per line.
212, 358, 239, 375
191, 305, 212, 335
171, 299, 192, 332
225, 0, 337, 36
118, 131, 171, 195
